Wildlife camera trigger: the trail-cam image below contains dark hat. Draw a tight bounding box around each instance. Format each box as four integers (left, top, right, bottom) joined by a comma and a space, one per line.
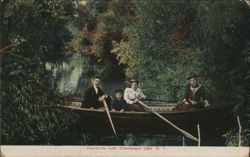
130, 79, 139, 83
93, 75, 101, 80
115, 89, 124, 94
187, 74, 199, 80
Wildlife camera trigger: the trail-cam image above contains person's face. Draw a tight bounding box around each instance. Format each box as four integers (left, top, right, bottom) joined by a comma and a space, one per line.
131, 82, 138, 90
92, 78, 101, 87
115, 92, 123, 100
190, 78, 198, 87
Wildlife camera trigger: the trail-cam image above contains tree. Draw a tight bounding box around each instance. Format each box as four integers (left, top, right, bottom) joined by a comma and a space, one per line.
113, 0, 250, 102
1, 0, 77, 144
66, 0, 134, 64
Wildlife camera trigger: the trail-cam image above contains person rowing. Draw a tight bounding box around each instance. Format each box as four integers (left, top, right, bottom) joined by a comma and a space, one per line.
81, 75, 111, 110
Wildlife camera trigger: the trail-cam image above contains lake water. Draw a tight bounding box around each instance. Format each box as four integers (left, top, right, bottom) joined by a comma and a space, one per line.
45, 53, 226, 146
45, 53, 125, 98
54, 132, 225, 146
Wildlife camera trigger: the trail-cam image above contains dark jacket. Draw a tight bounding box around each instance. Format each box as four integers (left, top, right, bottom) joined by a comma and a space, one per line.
112, 99, 128, 111
184, 84, 206, 103
81, 86, 105, 109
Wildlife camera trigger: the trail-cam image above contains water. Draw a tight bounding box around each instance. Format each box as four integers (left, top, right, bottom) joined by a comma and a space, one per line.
45, 53, 125, 98
45, 53, 226, 146
54, 132, 225, 146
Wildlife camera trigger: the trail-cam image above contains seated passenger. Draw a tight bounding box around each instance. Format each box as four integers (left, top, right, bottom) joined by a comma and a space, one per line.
124, 79, 146, 112
111, 89, 128, 112
173, 74, 210, 111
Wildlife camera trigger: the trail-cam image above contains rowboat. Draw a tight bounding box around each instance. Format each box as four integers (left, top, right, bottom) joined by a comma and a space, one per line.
63, 101, 236, 136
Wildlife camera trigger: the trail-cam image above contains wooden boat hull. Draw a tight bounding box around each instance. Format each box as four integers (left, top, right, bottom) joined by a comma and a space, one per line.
65, 102, 236, 136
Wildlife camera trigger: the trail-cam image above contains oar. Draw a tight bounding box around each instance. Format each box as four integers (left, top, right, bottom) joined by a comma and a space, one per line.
103, 100, 118, 140
138, 100, 198, 142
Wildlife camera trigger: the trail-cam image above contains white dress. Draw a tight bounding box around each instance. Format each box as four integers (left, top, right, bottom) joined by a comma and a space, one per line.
124, 88, 146, 104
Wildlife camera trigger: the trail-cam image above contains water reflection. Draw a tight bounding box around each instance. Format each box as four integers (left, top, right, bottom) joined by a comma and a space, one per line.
45, 53, 125, 98
55, 132, 225, 146
45, 53, 226, 146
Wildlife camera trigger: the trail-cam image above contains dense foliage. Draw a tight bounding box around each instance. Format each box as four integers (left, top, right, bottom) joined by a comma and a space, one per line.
223, 128, 250, 146
1, 0, 249, 145
112, 0, 250, 145
113, 0, 250, 102
68, 0, 250, 145
66, 0, 133, 64
1, 0, 77, 144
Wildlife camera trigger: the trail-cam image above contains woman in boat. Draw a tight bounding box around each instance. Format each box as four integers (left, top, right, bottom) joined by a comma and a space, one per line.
124, 79, 146, 111
111, 89, 128, 112
173, 74, 210, 111
81, 75, 111, 109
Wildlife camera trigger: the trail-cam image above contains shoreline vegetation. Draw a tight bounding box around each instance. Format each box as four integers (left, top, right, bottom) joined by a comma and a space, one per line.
1, 0, 250, 146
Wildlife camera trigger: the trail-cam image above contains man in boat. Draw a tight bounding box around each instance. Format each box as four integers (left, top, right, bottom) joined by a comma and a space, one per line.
124, 79, 146, 112
111, 89, 128, 112
173, 74, 210, 111
81, 75, 111, 109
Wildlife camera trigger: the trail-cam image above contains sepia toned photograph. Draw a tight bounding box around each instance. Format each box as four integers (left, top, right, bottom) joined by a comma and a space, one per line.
1, 0, 250, 156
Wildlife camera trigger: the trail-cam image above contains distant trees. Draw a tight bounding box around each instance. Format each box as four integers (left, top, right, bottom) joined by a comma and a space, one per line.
70, 0, 250, 102
112, 0, 250, 145
67, 0, 134, 64
68, 1, 250, 139
113, 0, 250, 103
1, 0, 249, 145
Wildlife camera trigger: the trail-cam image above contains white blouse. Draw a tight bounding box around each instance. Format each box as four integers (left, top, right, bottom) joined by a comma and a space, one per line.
124, 88, 146, 104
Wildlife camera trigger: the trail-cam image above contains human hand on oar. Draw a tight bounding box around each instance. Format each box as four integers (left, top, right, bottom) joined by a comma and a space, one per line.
138, 100, 198, 142
132, 98, 139, 104
98, 95, 106, 102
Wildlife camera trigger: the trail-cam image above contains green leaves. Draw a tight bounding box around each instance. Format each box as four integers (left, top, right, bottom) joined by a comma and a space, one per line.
1, 0, 77, 144
223, 128, 250, 146
67, 0, 134, 64
112, 0, 250, 103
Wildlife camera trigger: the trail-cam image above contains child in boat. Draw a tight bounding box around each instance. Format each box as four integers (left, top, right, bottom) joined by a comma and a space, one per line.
112, 89, 128, 112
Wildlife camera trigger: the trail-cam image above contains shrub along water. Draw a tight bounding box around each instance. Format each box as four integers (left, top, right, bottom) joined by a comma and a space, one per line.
1, 0, 249, 145
1, 0, 77, 144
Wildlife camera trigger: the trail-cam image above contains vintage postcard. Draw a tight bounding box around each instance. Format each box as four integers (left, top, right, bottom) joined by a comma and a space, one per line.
1, 0, 250, 156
